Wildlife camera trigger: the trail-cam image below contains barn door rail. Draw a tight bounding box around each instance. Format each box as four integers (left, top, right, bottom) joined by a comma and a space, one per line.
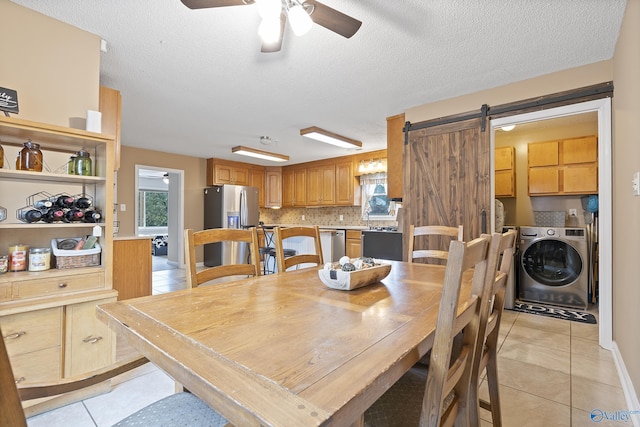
403, 81, 613, 144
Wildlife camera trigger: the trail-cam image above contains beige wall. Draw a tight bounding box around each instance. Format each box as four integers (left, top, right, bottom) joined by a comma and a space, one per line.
116, 146, 207, 239
0, 1, 100, 127
612, 0, 640, 400
406, 61, 613, 123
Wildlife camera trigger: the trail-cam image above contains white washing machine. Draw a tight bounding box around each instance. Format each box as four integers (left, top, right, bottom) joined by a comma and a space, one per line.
519, 226, 589, 310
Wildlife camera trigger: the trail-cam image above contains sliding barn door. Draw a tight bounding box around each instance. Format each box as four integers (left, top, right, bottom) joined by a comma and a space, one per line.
403, 117, 490, 259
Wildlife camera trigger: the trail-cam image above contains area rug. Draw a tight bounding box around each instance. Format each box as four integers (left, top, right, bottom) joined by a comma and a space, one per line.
512, 301, 597, 324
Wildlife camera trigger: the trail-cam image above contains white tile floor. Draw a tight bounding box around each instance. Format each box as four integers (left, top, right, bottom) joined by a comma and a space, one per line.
26, 264, 630, 426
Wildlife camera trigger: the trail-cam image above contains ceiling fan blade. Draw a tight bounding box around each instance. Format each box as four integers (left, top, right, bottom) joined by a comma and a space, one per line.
180, 0, 253, 9
305, 0, 362, 38
261, 13, 286, 53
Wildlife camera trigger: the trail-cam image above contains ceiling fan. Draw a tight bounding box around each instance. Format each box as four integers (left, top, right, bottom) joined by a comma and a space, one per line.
180, 0, 362, 53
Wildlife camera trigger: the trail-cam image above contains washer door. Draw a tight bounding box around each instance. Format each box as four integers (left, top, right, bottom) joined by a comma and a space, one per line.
521, 239, 583, 287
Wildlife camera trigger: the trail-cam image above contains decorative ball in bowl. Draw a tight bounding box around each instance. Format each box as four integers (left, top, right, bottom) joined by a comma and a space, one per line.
318, 256, 391, 290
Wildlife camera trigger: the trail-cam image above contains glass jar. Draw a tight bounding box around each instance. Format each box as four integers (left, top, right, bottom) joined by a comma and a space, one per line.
67, 155, 77, 175
17, 140, 43, 172
73, 150, 92, 176
29, 248, 51, 271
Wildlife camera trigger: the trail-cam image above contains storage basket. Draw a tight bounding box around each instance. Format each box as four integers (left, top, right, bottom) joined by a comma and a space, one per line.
51, 239, 101, 269
533, 211, 566, 227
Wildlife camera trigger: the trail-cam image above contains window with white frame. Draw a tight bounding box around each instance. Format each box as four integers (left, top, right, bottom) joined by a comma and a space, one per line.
360, 172, 396, 220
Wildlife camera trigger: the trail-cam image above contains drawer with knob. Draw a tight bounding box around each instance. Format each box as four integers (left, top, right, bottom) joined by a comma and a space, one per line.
11, 272, 103, 300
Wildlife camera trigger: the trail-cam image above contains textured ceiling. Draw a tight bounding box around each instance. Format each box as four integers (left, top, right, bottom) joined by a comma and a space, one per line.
10, 0, 626, 166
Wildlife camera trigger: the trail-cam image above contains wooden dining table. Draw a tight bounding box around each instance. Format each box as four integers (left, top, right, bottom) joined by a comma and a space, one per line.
96, 260, 473, 427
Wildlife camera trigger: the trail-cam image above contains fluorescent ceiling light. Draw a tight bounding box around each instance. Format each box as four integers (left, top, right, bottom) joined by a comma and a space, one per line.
300, 126, 362, 149
232, 145, 289, 162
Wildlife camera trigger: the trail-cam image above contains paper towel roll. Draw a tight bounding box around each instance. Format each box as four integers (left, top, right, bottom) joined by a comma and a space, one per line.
86, 110, 102, 133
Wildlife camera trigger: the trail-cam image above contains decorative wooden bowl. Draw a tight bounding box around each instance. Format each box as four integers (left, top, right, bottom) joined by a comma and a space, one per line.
318, 262, 391, 291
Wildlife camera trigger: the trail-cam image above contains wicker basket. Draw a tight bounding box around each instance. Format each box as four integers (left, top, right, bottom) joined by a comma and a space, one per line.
51, 239, 101, 269
533, 211, 566, 227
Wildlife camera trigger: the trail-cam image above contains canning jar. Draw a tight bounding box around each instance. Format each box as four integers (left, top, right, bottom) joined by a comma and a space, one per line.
73, 150, 92, 176
29, 248, 51, 271
17, 140, 43, 172
67, 155, 77, 175
8, 244, 29, 272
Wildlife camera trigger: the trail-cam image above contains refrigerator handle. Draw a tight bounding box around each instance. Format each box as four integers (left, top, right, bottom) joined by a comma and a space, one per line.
239, 189, 247, 228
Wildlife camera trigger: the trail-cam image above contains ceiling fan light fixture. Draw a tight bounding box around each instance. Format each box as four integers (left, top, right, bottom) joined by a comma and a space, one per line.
255, 0, 281, 18
162, 173, 169, 184
300, 126, 362, 149
258, 16, 282, 44
232, 145, 289, 162
288, 3, 313, 36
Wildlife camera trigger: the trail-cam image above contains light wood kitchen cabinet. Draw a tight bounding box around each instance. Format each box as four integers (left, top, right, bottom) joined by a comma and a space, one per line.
307, 163, 335, 206
249, 167, 266, 207
335, 160, 355, 205
113, 237, 152, 301
528, 135, 598, 195
99, 86, 122, 171
0, 116, 117, 415
346, 230, 362, 258
387, 113, 405, 201
495, 146, 516, 198
264, 167, 282, 208
282, 166, 307, 207
64, 297, 115, 377
207, 158, 249, 186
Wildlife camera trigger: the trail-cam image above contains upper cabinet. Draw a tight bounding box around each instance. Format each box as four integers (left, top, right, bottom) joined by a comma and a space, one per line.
307, 163, 335, 206
495, 146, 516, 198
386, 113, 405, 200
282, 166, 307, 207
335, 160, 355, 205
99, 86, 122, 171
528, 135, 598, 196
264, 167, 282, 208
207, 158, 249, 186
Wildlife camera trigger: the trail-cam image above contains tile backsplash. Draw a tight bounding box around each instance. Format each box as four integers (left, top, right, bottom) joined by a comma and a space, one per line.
259, 206, 397, 228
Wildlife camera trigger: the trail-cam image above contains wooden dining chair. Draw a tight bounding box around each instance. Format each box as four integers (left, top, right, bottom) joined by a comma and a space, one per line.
364, 233, 496, 427
0, 327, 228, 427
408, 225, 464, 263
273, 226, 324, 273
468, 229, 517, 426
184, 227, 261, 288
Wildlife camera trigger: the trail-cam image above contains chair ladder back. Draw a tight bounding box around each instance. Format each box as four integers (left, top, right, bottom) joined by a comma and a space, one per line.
469, 229, 517, 427
420, 235, 491, 426
408, 225, 464, 264
273, 226, 324, 273
184, 227, 261, 288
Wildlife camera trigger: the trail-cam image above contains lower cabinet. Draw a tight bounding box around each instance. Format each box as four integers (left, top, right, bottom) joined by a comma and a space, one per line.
64, 298, 115, 376
0, 291, 117, 415
346, 230, 362, 258
113, 237, 152, 300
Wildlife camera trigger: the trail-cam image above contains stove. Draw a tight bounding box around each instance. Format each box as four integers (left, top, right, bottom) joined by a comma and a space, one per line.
362, 228, 403, 261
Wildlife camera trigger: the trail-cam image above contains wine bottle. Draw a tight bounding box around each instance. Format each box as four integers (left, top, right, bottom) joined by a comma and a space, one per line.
32, 199, 53, 209
42, 208, 65, 223
83, 209, 102, 223
55, 195, 75, 209
74, 197, 92, 209
65, 209, 85, 222
17, 209, 43, 223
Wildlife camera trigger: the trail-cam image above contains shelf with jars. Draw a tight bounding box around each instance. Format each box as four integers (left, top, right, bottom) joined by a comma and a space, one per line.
0, 116, 116, 415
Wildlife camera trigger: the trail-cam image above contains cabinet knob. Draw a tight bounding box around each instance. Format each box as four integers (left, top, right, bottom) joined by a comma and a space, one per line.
58, 283, 68, 288
15, 377, 25, 384
82, 336, 103, 344
4, 331, 26, 340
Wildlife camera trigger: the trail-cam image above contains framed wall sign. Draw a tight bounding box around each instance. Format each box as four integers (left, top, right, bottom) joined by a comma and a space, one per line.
0, 87, 19, 115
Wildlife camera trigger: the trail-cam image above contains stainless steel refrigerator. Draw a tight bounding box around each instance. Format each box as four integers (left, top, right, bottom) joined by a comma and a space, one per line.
203, 185, 260, 267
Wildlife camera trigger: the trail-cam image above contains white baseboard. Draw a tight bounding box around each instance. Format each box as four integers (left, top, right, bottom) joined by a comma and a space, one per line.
611, 342, 640, 426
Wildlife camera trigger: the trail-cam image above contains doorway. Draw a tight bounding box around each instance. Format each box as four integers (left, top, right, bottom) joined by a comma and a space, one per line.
490, 98, 612, 349
135, 165, 185, 268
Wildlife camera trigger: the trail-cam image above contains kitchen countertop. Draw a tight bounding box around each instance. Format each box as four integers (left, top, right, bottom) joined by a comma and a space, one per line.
263, 224, 369, 231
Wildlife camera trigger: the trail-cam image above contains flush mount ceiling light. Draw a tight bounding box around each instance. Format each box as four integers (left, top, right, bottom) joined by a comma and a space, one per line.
300, 126, 362, 149
500, 125, 516, 131
232, 145, 289, 162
